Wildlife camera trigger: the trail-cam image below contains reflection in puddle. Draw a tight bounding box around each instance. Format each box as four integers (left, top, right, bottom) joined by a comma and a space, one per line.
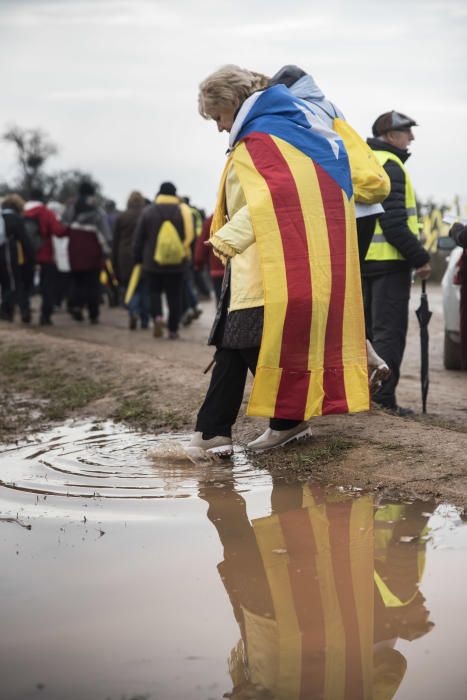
0, 421, 466, 699
201, 480, 436, 700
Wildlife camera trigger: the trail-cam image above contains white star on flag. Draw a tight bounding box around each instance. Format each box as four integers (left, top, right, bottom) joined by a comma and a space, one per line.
293, 101, 341, 159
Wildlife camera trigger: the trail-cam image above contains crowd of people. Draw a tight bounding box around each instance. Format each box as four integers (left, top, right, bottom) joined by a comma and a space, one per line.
1, 62, 465, 457
0, 180, 217, 337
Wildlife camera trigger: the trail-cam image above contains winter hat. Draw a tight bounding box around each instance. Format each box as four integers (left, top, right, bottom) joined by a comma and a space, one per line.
78, 181, 96, 197
372, 111, 418, 137
158, 182, 177, 196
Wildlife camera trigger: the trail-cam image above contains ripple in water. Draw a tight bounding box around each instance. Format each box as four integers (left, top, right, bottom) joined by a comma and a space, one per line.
0, 420, 271, 509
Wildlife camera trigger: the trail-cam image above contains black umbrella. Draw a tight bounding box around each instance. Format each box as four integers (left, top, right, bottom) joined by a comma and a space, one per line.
415, 280, 432, 413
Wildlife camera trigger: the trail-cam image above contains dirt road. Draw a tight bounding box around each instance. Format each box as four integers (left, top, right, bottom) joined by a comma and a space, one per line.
1, 282, 466, 508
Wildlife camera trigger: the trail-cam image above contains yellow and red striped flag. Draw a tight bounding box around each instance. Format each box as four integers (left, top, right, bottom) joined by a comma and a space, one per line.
213, 86, 369, 420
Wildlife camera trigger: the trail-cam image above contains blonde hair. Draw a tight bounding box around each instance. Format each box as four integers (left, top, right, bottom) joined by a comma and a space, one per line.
198, 65, 269, 119
1, 193, 25, 213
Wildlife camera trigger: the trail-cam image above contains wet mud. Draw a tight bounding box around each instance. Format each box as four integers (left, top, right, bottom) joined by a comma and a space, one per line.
1, 420, 467, 700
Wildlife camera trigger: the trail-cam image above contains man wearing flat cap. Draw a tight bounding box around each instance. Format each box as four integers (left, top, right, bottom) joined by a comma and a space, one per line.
362, 111, 431, 416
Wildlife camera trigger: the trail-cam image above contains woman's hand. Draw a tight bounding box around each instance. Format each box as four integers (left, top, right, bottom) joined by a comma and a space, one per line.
204, 239, 234, 259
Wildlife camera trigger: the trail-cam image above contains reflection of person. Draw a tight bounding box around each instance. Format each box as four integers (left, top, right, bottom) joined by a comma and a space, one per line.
190, 65, 369, 456
200, 479, 434, 700
363, 112, 431, 415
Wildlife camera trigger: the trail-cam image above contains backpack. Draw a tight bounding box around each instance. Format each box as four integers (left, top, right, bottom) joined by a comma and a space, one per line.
320, 107, 391, 204
24, 216, 43, 253
154, 220, 185, 266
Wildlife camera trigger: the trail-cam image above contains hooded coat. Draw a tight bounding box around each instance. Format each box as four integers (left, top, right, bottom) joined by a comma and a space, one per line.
112, 192, 146, 283
63, 197, 111, 272
23, 201, 66, 264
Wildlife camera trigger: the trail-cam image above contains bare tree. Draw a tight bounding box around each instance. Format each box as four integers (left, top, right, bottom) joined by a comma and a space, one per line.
3, 125, 58, 198
47, 168, 103, 203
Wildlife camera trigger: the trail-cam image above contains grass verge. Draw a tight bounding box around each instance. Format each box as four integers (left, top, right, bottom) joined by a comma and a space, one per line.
0, 343, 110, 429
112, 396, 185, 431
254, 436, 356, 475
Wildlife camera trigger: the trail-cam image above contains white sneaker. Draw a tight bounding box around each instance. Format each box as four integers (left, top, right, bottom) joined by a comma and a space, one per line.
188, 432, 233, 456
366, 340, 390, 393
247, 421, 312, 453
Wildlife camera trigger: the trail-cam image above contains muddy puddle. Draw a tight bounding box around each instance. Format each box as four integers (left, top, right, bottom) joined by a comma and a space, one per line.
1, 420, 466, 700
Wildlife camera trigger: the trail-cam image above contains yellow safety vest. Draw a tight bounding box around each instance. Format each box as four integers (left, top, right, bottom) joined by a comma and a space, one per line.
365, 151, 419, 262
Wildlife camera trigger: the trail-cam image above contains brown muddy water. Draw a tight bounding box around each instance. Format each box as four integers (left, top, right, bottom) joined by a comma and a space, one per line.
1, 421, 466, 700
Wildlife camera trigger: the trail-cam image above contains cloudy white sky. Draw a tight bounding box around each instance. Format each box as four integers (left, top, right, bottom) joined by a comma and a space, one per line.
1, 0, 466, 211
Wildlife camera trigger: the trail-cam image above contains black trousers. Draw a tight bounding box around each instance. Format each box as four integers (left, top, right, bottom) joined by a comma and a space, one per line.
70, 269, 101, 320
196, 347, 301, 439
39, 263, 58, 321
146, 271, 183, 333
362, 269, 411, 408
357, 214, 378, 267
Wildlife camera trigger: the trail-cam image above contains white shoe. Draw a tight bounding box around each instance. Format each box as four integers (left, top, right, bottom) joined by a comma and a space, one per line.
366, 340, 390, 393
247, 421, 312, 453
188, 431, 233, 456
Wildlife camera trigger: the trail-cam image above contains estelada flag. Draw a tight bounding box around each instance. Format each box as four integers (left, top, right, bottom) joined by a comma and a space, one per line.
250, 486, 375, 700
211, 85, 369, 420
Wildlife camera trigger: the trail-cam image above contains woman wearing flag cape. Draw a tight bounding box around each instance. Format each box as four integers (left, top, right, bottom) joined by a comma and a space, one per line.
189, 66, 369, 456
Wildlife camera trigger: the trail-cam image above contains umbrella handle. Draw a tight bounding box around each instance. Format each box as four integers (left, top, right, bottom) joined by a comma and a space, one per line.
421, 279, 426, 294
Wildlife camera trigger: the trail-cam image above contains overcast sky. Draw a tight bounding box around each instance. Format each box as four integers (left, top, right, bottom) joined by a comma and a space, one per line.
1, 0, 466, 211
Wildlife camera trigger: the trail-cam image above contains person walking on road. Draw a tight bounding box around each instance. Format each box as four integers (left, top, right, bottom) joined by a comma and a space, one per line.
24, 188, 67, 325
63, 181, 112, 325
449, 221, 467, 369
268, 65, 391, 389
363, 112, 431, 415
189, 65, 370, 456
112, 191, 148, 329
132, 182, 194, 339
0, 194, 35, 323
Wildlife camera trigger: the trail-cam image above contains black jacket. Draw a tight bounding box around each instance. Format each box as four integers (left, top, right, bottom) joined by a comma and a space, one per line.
1, 208, 35, 267
132, 201, 186, 274
361, 139, 430, 276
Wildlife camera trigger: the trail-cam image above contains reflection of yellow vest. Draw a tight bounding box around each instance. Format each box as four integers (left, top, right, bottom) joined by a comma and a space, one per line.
366, 151, 419, 262
374, 504, 427, 608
